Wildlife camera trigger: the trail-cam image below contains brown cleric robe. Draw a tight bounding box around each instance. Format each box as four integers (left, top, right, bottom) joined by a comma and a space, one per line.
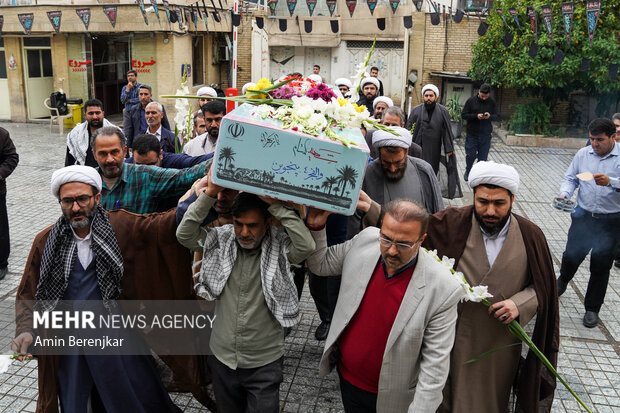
438, 214, 537, 413
423, 205, 559, 413
15, 209, 214, 413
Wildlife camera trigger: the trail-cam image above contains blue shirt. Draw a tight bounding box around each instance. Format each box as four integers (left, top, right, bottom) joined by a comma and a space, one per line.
559, 143, 620, 214
120, 82, 142, 112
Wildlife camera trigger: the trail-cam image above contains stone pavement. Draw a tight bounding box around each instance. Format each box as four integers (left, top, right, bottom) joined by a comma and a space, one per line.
0, 121, 618, 413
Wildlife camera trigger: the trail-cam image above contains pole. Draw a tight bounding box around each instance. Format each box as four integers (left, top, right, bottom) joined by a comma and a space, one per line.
232, 0, 238, 90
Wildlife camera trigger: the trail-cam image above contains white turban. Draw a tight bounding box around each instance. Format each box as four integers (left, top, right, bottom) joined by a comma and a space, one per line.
241, 82, 256, 95
307, 74, 323, 83
421, 84, 439, 97
51, 165, 102, 198
373, 96, 394, 109
468, 161, 520, 194
372, 127, 412, 150
334, 78, 353, 89
197, 86, 217, 97
361, 77, 380, 90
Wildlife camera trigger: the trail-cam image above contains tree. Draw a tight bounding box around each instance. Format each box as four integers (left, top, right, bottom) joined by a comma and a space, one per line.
469, 0, 619, 115
219, 147, 236, 170
336, 166, 359, 197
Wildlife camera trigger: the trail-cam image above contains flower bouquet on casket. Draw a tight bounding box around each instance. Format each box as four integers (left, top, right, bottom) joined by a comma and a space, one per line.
162, 74, 395, 215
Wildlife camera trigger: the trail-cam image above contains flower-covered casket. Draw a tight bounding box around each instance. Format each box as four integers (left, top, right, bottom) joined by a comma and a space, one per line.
212, 102, 370, 215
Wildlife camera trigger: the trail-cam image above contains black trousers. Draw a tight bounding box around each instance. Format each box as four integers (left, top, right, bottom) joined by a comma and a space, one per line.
308, 271, 332, 323
338, 369, 378, 413
207, 355, 283, 413
559, 208, 620, 312
0, 191, 9, 269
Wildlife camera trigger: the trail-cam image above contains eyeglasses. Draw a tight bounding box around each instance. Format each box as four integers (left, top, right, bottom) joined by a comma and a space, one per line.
59, 195, 94, 209
379, 236, 423, 252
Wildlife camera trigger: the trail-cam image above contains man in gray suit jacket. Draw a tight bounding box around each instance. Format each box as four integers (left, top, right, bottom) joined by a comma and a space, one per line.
305, 199, 463, 413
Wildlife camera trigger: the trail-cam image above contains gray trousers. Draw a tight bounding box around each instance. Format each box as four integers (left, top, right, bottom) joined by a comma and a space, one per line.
207, 355, 283, 413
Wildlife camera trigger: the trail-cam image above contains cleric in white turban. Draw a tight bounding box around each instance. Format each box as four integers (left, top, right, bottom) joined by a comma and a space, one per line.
372, 126, 412, 150
421, 84, 440, 97
51, 165, 103, 198
468, 161, 520, 195
197, 86, 217, 98
372, 96, 394, 119
360, 76, 380, 90
334, 78, 353, 98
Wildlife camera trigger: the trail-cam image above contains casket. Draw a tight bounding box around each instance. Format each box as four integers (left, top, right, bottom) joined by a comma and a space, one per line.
212, 103, 370, 214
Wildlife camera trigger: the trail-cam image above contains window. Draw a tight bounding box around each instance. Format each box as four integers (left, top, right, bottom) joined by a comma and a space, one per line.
23, 38, 51, 47
192, 36, 204, 86
23, 37, 53, 79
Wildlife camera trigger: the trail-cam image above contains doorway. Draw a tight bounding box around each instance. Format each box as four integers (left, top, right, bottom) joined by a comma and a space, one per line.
0, 39, 10, 120
23, 37, 54, 119
91, 35, 130, 116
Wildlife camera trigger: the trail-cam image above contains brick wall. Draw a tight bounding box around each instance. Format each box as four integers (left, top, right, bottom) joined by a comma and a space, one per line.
237, 23, 253, 88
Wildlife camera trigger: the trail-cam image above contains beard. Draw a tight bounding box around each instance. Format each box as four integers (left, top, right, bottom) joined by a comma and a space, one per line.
382, 161, 407, 182
424, 101, 436, 111
63, 205, 97, 231
88, 118, 103, 129
208, 126, 219, 139
474, 206, 511, 235
101, 161, 123, 178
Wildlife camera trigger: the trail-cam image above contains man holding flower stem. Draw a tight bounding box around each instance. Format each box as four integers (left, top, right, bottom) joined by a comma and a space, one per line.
423, 161, 559, 413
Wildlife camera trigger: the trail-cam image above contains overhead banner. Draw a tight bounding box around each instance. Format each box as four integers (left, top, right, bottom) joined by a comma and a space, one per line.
346, 0, 356, 17
390, 0, 399, 14
103, 6, 117, 28
162, 0, 172, 23
47, 11, 62, 33
18, 13, 34, 35
586, 0, 601, 46
137, 0, 149, 25
150, 0, 161, 21
527, 6, 538, 41
367, 0, 377, 15
76, 8, 91, 30
496, 8, 509, 27
286, 0, 297, 16
413, 0, 422, 12
541, 4, 553, 42
306, 0, 317, 16
508, 8, 520, 27
326, 0, 337, 16
268, 0, 278, 16
561, 2, 574, 46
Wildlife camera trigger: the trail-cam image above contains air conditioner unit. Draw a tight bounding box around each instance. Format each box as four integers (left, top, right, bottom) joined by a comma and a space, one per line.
218, 45, 230, 62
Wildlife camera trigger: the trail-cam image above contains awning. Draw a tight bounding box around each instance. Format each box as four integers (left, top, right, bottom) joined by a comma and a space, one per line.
430, 71, 472, 81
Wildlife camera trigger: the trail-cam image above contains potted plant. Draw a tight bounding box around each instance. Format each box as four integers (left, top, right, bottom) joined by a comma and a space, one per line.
445, 93, 463, 139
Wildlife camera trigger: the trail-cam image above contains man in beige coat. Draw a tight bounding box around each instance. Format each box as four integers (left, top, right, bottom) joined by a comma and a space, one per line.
305, 199, 463, 413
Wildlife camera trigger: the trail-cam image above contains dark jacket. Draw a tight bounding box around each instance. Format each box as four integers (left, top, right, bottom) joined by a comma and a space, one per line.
0, 127, 19, 194
159, 127, 182, 153
126, 152, 212, 168
125, 104, 171, 148
461, 95, 499, 137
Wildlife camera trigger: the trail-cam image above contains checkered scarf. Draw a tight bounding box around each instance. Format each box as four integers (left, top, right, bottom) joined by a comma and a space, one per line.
196, 225, 300, 328
66, 118, 113, 165
35, 205, 123, 312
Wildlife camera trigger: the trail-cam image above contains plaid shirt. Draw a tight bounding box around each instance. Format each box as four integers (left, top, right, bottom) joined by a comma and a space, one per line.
100, 162, 207, 214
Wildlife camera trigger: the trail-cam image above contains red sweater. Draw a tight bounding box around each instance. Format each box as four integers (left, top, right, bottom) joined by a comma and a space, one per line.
338, 260, 415, 393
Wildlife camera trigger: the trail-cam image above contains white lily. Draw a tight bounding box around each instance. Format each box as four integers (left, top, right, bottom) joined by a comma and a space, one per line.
0, 355, 12, 374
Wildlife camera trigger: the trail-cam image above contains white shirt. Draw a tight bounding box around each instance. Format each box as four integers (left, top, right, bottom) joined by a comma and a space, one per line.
480, 216, 511, 267
183, 132, 216, 156
71, 228, 94, 269
145, 125, 162, 141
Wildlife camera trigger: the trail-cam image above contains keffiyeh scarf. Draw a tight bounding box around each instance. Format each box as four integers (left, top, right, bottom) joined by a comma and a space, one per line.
197, 225, 300, 327
35, 205, 123, 312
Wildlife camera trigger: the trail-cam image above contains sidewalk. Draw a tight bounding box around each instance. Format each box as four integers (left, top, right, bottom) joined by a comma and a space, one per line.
0, 122, 618, 412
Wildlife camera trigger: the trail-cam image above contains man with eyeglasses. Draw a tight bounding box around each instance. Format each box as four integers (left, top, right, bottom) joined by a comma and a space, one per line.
557, 117, 619, 328
349, 126, 443, 237
183, 100, 226, 157
11, 165, 208, 412
424, 161, 558, 413
304, 198, 463, 412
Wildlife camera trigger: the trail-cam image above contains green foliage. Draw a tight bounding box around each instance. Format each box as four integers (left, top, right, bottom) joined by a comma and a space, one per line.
508, 100, 554, 135
469, 0, 620, 104
445, 93, 463, 121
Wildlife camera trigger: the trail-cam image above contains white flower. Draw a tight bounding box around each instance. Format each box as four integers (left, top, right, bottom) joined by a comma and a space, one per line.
307, 113, 327, 130
441, 256, 456, 270
295, 105, 313, 120
470, 285, 493, 302
0, 355, 12, 374
310, 98, 328, 113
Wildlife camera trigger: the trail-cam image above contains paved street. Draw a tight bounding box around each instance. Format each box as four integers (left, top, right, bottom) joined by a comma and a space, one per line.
0, 121, 618, 412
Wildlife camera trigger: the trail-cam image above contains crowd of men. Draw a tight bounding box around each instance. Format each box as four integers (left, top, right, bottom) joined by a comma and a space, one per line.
2, 67, 618, 413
